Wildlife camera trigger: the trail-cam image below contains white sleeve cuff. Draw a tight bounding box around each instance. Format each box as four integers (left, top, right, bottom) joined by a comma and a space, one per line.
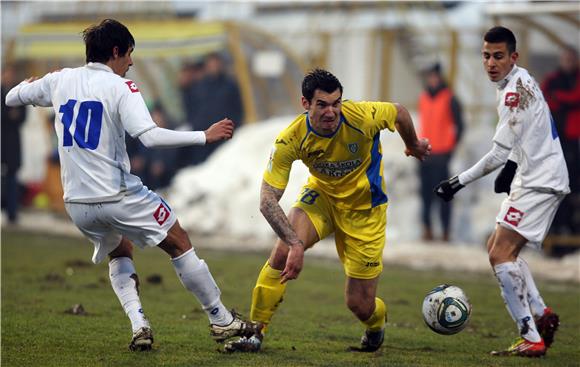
138, 127, 206, 148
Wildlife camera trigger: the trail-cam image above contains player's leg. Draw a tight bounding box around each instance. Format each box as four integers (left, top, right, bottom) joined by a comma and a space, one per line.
345, 276, 386, 352
108, 238, 153, 351
225, 185, 330, 352
336, 204, 387, 352
224, 207, 321, 353
489, 225, 544, 356
157, 220, 256, 341
250, 207, 320, 330
64, 201, 153, 351
109, 187, 255, 343
490, 191, 565, 357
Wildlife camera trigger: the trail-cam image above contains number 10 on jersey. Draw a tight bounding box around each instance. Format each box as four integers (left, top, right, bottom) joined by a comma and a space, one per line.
59, 99, 103, 150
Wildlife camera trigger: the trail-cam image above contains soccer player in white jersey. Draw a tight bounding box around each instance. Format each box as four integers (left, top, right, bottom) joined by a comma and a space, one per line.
5, 19, 257, 351
435, 26, 569, 357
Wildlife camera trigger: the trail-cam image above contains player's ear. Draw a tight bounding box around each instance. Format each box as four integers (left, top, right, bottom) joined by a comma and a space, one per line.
112, 46, 119, 59
510, 51, 519, 65
301, 96, 310, 111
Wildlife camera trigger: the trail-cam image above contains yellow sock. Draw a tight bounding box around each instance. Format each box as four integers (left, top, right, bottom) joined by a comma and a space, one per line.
362, 298, 387, 332
250, 261, 287, 333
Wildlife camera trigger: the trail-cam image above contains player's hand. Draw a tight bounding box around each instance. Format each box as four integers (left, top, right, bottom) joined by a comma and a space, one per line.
434, 175, 464, 202
204, 118, 234, 144
494, 160, 517, 194
280, 241, 305, 284
405, 138, 431, 161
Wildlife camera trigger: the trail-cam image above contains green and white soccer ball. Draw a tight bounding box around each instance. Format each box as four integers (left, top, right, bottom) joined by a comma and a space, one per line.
422, 284, 471, 335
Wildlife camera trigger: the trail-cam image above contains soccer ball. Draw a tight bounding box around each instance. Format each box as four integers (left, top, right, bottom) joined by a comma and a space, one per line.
422, 284, 471, 335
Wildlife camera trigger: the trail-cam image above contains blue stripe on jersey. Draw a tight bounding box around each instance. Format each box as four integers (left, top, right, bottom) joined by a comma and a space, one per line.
366, 133, 388, 207
159, 196, 172, 212
550, 114, 559, 140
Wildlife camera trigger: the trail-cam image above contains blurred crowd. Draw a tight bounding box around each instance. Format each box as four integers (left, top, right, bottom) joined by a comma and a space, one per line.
125, 51, 243, 190
1, 46, 578, 249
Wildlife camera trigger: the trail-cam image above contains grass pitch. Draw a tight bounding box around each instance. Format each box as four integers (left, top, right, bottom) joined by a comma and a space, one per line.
2, 230, 579, 367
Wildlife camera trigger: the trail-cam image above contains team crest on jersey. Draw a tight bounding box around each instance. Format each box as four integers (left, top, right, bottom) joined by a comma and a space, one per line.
348, 143, 359, 154
125, 80, 139, 93
504, 206, 524, 227
153, 202, 171, 225
504, 92, 519, 108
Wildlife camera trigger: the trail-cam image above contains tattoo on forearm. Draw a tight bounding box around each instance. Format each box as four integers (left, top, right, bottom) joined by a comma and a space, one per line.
260, 182, 300, 245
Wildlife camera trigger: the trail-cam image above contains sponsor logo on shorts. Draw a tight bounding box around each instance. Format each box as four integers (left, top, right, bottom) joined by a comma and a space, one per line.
125, 80, 140, 93
365, 261, 380, 267
504, 206, 524, 226
504, 92, 519, 108
153, 202, 170, 225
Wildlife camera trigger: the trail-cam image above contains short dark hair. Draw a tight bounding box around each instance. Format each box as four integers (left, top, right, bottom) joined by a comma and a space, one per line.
302, 68, 343, 102
83, 19, 135, 63
484, 26, 517, 54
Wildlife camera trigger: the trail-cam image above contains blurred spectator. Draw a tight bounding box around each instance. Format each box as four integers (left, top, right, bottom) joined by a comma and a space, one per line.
179, 59, 206, 129
43, 112, 66, 215
189, 52, 244, 164
417, 63, 464, 242
541, 46, 580, 235
1, 64, 27, 224
126, 101, 177, 191
177, 59, 206, 168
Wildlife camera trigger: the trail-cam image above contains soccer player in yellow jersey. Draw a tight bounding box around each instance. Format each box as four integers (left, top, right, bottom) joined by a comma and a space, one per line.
226, 69, 431, 352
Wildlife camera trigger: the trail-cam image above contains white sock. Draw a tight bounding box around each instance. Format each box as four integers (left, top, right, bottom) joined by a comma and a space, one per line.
516, 257, 547, 319
171, 248, 233, 326
109, 257, 150, 333
494, 262, 541, 343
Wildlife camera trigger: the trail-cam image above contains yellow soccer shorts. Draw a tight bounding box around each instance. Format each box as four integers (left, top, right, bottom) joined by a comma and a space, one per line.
292, 182, 387, 279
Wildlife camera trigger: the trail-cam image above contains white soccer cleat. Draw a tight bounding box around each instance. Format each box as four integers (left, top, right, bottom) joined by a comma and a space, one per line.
209, 310, 259, 342
129, 327, 154, 351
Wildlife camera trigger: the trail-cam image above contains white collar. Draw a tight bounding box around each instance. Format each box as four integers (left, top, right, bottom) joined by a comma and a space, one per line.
86, 62, 114, 73
496, 65, 519, 90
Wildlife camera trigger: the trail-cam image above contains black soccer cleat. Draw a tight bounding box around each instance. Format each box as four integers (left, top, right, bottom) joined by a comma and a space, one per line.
348, 328, 385, 353
535, 307, 559, 348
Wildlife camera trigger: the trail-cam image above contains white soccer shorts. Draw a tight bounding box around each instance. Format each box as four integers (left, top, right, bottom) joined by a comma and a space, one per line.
65, 187, 177, 264
496, 188, 565, 249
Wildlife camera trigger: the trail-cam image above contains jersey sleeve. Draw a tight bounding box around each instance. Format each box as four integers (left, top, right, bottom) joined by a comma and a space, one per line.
7, 71, 60, 107
117, 80, 157, 138
343, 101, 397, 136
262, 131, 297, 190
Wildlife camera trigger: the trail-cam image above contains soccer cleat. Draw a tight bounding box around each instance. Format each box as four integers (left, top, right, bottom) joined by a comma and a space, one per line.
490, 337, 546, 357
209, 310, 259, 342
348, 328, 385, 353
129, 327, 154, 351
223, 334, 263, 353
535, 307, 559, 348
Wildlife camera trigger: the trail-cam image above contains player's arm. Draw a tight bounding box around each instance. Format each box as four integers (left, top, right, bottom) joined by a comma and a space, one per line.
260, 180, 304, 283
435, 141, 511, 202
260, 181, 303, 248
138, 118, 234, 148
393, 103, 431, 161
5, 75, 54, 107
118, 80, 234, 148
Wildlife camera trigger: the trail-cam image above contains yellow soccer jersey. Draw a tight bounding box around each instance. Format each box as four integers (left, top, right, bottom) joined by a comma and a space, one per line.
264, 100, 397, 210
